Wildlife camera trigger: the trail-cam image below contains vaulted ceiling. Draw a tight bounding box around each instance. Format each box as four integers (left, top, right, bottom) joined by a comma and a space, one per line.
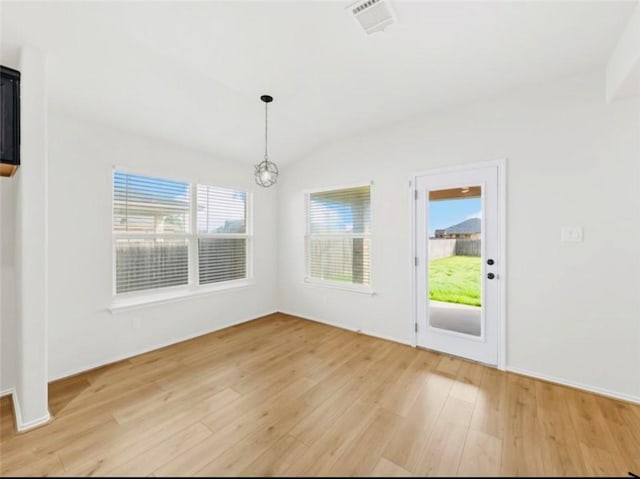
1, 1, 635, 165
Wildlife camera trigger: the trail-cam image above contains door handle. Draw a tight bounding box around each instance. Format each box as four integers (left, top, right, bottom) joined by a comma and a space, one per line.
487, 273, 496, 280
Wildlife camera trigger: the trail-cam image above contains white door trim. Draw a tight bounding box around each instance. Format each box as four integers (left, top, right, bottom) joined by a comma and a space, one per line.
409, 159, 507, 370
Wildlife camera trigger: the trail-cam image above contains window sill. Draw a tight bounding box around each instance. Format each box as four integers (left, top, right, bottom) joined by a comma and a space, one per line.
110, 279, 256, 313
303, 278, 375, 296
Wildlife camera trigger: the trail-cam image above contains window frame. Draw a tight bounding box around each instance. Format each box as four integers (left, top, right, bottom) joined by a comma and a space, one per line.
304, 182, 373, 295
111, 168, 253, 310
193, 183, 253, 288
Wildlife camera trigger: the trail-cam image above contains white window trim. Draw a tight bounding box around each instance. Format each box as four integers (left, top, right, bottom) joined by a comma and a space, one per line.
304, 183, 373, 294
110, 278, 256, 313
111, 170, 253, 311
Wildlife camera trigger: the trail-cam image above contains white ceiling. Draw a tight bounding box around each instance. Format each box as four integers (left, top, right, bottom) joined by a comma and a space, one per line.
1, 1, 636, 166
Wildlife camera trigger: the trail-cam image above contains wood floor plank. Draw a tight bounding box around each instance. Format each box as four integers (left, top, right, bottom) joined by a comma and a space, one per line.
499, 374, 545, 476
200, 373, 314, 433
326, 407, 401, 477
284, 400, 379, 476
0, 450, 65, 477
0, 412, 118, 465
382, 372, 452, 473
579, 442, 628, 477
414, 396, 475, 477
371, 457, 413, 477
435, 354, 464, 378
1, 313, 638, 477
377, 350, 435, 417
594, 395, 640, 472
193, 387, 316, 477
53, 380, 163, 420
155, 377, 316, 477
449, 360, 486, 404
239, 434, 308, 477
288, 377, 365, 447
112, 374, 242, 425
356, 343, 419, 407
289, 341, 395, 447
566, 389, 622, 454
0, 397, 14, 443
102, 422, 213, 477
469, 367, 507, 438
535, 381, 586, 476
300, 335, 388, 409
61, 404, 214, 475
457, 429, 502, 477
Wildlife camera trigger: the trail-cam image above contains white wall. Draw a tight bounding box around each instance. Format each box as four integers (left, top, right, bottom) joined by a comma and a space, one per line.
0, 54, 21, 398
606, 2, 640, 101
0, 179, 17, 394
46, 112, 278, 380
278, 71, 640, 401
14, 46, 50, 429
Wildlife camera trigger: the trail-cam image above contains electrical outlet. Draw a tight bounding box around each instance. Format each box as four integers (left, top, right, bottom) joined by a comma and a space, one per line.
561, 226, 583, 242
132, 317, 141, 329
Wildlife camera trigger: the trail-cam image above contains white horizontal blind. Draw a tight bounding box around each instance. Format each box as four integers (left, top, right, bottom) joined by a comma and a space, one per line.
115, 238, 189, 293
196, 185, 248, 285
114, 171, 190, 234
307, 185, 371, 286
113, 171, 191, 294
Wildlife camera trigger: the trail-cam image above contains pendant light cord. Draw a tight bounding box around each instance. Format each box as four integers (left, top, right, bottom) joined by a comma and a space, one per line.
264, 101, 269, 161
255, 95, 277, 187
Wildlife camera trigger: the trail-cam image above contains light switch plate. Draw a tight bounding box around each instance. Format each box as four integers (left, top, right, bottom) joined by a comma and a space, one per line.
561, 226, 583, 242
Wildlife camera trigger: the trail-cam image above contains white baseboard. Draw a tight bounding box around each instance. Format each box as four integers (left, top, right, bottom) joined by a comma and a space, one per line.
8, 388, 52, 432
278, 310, 413, 347
0, 387, 14, 398
0, 387, 15, 397
49, 310, 278, 382
507, 366, 640, 405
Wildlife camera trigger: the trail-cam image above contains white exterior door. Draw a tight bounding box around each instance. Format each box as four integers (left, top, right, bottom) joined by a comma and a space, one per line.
414, 164, 503, 366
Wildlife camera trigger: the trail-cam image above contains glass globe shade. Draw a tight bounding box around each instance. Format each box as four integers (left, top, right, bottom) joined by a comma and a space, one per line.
254, 159, 278, 187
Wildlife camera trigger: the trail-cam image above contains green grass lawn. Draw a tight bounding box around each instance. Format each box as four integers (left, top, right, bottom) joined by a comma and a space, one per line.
429, 255, 481, 307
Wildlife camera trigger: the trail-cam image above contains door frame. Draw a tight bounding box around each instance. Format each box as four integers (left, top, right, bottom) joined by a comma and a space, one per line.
409, 159, 507, 370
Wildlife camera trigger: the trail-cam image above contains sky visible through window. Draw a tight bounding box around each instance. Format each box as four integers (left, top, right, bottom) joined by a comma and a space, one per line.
113, 171, 189, 204
309, 195, 480, 236
197, 185, 246, 233
310, 201, 354, 232
114, 171, 246, 233
429, 197, 481, 236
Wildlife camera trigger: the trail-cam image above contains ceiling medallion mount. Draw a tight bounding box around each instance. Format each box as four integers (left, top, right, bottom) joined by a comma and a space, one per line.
254, 94, 278, 188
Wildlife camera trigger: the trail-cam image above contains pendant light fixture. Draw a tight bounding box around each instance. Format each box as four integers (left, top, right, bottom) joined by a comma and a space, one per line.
254, 95, 278, 187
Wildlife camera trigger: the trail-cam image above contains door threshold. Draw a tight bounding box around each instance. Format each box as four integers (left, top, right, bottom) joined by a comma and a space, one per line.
415, 344, 497, 369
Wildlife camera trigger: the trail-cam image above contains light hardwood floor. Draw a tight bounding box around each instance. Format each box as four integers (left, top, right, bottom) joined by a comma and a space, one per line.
1, 313, 639, 477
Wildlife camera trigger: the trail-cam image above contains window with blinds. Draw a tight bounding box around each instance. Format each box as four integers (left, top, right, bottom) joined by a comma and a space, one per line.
113, 171, 250, 296
306, 185, 371, 287
196, 185, 248, 285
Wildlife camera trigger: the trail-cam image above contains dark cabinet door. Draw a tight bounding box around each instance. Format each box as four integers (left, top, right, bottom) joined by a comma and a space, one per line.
1, 66, 21, 169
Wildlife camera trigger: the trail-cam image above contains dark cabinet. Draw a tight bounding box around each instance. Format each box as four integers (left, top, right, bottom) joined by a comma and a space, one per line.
1, 66, 20, 177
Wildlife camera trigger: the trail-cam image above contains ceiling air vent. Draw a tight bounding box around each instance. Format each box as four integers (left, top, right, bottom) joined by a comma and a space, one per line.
349, 0, 396, 35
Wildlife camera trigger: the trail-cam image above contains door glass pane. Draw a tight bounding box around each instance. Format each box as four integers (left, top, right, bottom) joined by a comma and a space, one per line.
427, 186, 482, 336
